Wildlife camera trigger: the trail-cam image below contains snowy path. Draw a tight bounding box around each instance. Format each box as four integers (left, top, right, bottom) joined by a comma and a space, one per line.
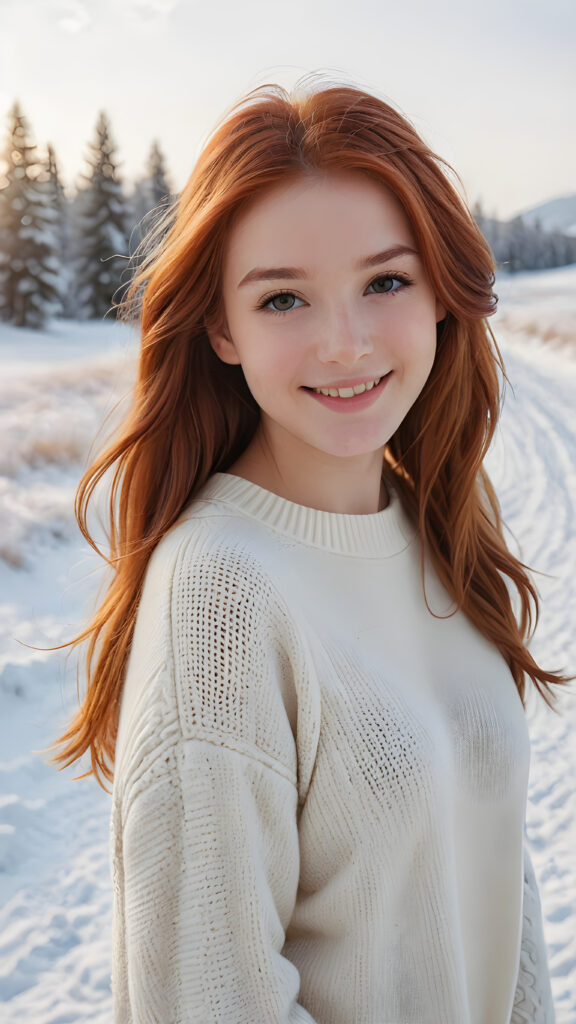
486, 334, 576, 1022
1, 277, 575, 1021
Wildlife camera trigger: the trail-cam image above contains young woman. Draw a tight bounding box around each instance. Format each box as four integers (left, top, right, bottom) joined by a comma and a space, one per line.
53, 77, 567, 1023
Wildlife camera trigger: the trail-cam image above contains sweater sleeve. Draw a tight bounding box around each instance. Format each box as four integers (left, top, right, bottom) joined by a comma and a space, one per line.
510, 841, 556, 1024
111, 529, 320, 1023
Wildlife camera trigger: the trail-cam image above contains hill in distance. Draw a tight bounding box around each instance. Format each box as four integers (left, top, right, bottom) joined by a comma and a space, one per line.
514, 194, 576, 236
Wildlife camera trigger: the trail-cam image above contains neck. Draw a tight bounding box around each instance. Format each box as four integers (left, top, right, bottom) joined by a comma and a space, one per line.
226, 433, 388, 515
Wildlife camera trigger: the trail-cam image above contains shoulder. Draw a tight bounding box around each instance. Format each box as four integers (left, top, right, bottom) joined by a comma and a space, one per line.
117, 499, 318, 790
165, 505, 304, 736
144, 498, 294, 640
137, 495, 283, 614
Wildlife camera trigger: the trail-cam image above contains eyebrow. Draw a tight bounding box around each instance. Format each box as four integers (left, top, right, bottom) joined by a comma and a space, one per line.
237, 245, 419, 288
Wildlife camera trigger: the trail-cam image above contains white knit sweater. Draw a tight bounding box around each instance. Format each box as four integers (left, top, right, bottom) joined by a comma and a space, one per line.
111, 472, 555, 1023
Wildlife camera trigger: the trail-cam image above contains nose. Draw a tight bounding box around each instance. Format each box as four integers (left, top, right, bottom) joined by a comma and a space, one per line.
315, 303, 374, 366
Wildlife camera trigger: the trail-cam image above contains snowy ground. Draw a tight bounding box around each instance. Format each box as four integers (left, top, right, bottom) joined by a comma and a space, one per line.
1, 266, 575, 1022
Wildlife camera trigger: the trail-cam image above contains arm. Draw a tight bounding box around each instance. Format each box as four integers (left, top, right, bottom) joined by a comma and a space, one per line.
113, 735, 318, 1023
111, 530, 319, 1023
510, 841, 556, 1024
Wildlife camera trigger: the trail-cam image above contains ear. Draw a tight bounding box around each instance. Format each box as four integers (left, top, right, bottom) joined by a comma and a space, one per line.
435, 298, 447, 323
206, 324, 242, 366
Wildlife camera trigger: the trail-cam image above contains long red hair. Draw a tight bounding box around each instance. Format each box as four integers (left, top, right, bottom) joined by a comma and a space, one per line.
51, 77, 569, 788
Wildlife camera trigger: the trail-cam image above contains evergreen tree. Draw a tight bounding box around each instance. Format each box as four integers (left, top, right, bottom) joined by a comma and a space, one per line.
75, 111, 129, 318
42, 142, 71, 312
45, 142, 68, 251
128, 138, 174, 256
473, 205, 576, 273
46, 143, 66, 206
146, 139, 172, 207
45, 142, 81, 317
0, 101, 62, 327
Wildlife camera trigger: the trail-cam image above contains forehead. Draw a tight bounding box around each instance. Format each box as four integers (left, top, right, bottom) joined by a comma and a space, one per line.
223, 170, 415, 272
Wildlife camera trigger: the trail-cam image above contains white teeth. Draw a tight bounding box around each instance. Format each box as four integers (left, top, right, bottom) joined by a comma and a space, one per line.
313, 376, 382, 398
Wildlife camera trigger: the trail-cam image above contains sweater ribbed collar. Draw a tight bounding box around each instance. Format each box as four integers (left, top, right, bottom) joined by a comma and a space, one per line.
190, 472, 417, 559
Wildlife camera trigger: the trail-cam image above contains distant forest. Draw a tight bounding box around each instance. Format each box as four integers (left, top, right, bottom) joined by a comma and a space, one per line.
1, 102, 575, 330
472, 201, 576, 275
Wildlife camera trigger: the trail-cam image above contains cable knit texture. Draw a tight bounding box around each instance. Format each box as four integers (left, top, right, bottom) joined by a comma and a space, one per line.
510, 845, 556, 1023
111, 472, 556, 1023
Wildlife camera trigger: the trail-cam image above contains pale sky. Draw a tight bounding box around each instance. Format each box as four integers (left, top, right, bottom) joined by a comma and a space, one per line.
1, 0, 574, 219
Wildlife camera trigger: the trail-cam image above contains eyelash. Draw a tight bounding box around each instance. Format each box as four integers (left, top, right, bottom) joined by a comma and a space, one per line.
255, 272, 414, 316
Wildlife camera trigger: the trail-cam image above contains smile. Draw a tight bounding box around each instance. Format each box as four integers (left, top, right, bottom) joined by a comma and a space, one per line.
312, 376, 383, 398
301, 372, 392, 411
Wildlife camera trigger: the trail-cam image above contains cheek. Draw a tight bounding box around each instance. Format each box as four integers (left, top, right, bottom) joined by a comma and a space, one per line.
246, 327, 303, 386
387, 306, 438, 366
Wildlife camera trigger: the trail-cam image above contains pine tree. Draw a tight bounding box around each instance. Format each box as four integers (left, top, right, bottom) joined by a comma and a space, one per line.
0, 101, 62, 328
146, 139, 172, 207
45, 142, 68, 250
42, 142, 71, 312
45, 142, 80, 317
75, 111, 129, 318
128, 138, 174, 256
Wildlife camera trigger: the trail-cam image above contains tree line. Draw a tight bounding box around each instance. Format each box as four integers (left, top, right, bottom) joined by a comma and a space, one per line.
0, 102, 173, 329
1, 102, 575, 331
472, 201, 576, 275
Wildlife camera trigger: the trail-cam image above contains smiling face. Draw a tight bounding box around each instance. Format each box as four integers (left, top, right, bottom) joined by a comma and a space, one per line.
207, 170, 445, 508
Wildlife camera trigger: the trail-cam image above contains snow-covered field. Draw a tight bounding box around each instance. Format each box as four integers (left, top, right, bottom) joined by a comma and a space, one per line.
1, 266, 575, 1022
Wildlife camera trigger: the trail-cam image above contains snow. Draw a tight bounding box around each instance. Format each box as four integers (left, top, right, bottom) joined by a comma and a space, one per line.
494, 264, 576, 355
1, 268, 576, 1021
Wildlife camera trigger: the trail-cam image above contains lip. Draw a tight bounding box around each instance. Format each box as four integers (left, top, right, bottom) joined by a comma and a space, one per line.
301, 372, 392, 412
307, 374, 386, 389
